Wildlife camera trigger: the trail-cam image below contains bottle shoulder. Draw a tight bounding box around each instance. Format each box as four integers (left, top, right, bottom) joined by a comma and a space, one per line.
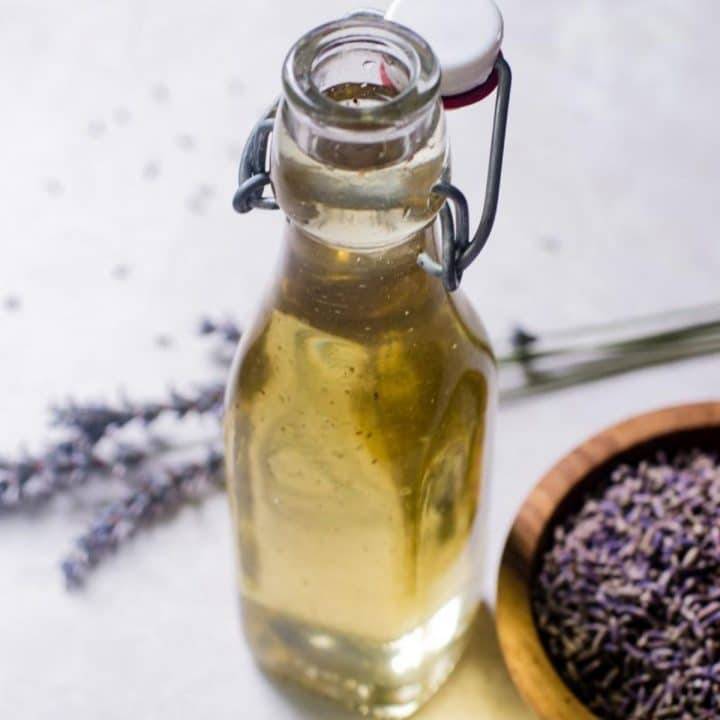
226, 287, 494, 412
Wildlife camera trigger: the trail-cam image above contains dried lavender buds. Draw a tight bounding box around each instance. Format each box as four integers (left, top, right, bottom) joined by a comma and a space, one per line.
533, 451, 720, 719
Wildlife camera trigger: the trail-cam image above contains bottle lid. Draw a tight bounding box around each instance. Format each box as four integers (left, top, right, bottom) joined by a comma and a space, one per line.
385, 0, 503, 101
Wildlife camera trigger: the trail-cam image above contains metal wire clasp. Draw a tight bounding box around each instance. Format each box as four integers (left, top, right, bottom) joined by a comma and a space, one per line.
232, 55, 511, 292
232, 103, 279, 213
418, 55, 512, 291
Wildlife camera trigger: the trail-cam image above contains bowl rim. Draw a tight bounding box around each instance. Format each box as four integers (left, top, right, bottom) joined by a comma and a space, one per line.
495, 400, 720, 720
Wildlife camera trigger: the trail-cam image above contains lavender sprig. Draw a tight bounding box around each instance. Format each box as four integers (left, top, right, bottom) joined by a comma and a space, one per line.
0, 438, 156, 510
52, 383, 224, 443
0, 436, 99, 508
0, 382, 225, 514
62, 447, 224, 587
0, 318, 241, 585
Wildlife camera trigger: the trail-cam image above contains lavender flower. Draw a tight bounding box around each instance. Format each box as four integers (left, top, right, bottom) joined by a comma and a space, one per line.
62, 448, 224, 587
0, 318, 239, 585
0, 438, 156, 510
52, 383, 224, 443
0, 437, 99, 507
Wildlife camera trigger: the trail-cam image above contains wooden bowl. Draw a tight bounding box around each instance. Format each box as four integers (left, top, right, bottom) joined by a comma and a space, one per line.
496, 401, 720, 720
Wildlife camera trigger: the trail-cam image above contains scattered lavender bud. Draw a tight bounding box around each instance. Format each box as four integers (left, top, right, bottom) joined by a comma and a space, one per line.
44, 178, 64, 196
199, 318, 242, 367
539, 234, 562, 253
154, 334, 174, 349
185, 184, 215, 215
112, 106, 131, 126
150, 83, 170, 103
3, 295, 21, 312
199, 317, 242, 344
87, 120, 106, 138
227, 76, 245, 95
111, 264, 131, 280
142, 161, 160, 180
176, 134, 195, 151
510, 325, 538, 354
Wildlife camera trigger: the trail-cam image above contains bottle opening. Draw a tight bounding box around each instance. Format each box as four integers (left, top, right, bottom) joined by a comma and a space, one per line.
283, 15, 440, 132
310, 35, 414, 110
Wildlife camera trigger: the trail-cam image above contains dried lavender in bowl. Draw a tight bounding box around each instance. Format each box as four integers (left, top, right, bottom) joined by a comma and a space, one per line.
533, 451, 720, 719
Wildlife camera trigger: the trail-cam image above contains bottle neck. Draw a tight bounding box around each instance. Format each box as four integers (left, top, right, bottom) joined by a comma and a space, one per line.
266, 13, 450, 333
271, 14, 447, 251
271, 99, 447, 251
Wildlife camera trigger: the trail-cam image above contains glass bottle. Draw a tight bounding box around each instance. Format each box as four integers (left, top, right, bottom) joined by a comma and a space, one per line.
225, 13, 506, 719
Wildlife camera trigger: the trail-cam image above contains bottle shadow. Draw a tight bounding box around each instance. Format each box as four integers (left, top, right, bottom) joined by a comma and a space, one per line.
266, 603, 537, 719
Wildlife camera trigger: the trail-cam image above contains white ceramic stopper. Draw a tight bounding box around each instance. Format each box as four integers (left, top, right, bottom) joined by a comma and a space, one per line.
385, 0, 503, 96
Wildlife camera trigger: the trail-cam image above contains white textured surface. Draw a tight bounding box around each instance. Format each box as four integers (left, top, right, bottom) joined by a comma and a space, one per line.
2, 1, 720, 718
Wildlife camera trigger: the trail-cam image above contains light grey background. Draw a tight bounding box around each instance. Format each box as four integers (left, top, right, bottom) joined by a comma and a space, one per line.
1, 0, 719, 717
